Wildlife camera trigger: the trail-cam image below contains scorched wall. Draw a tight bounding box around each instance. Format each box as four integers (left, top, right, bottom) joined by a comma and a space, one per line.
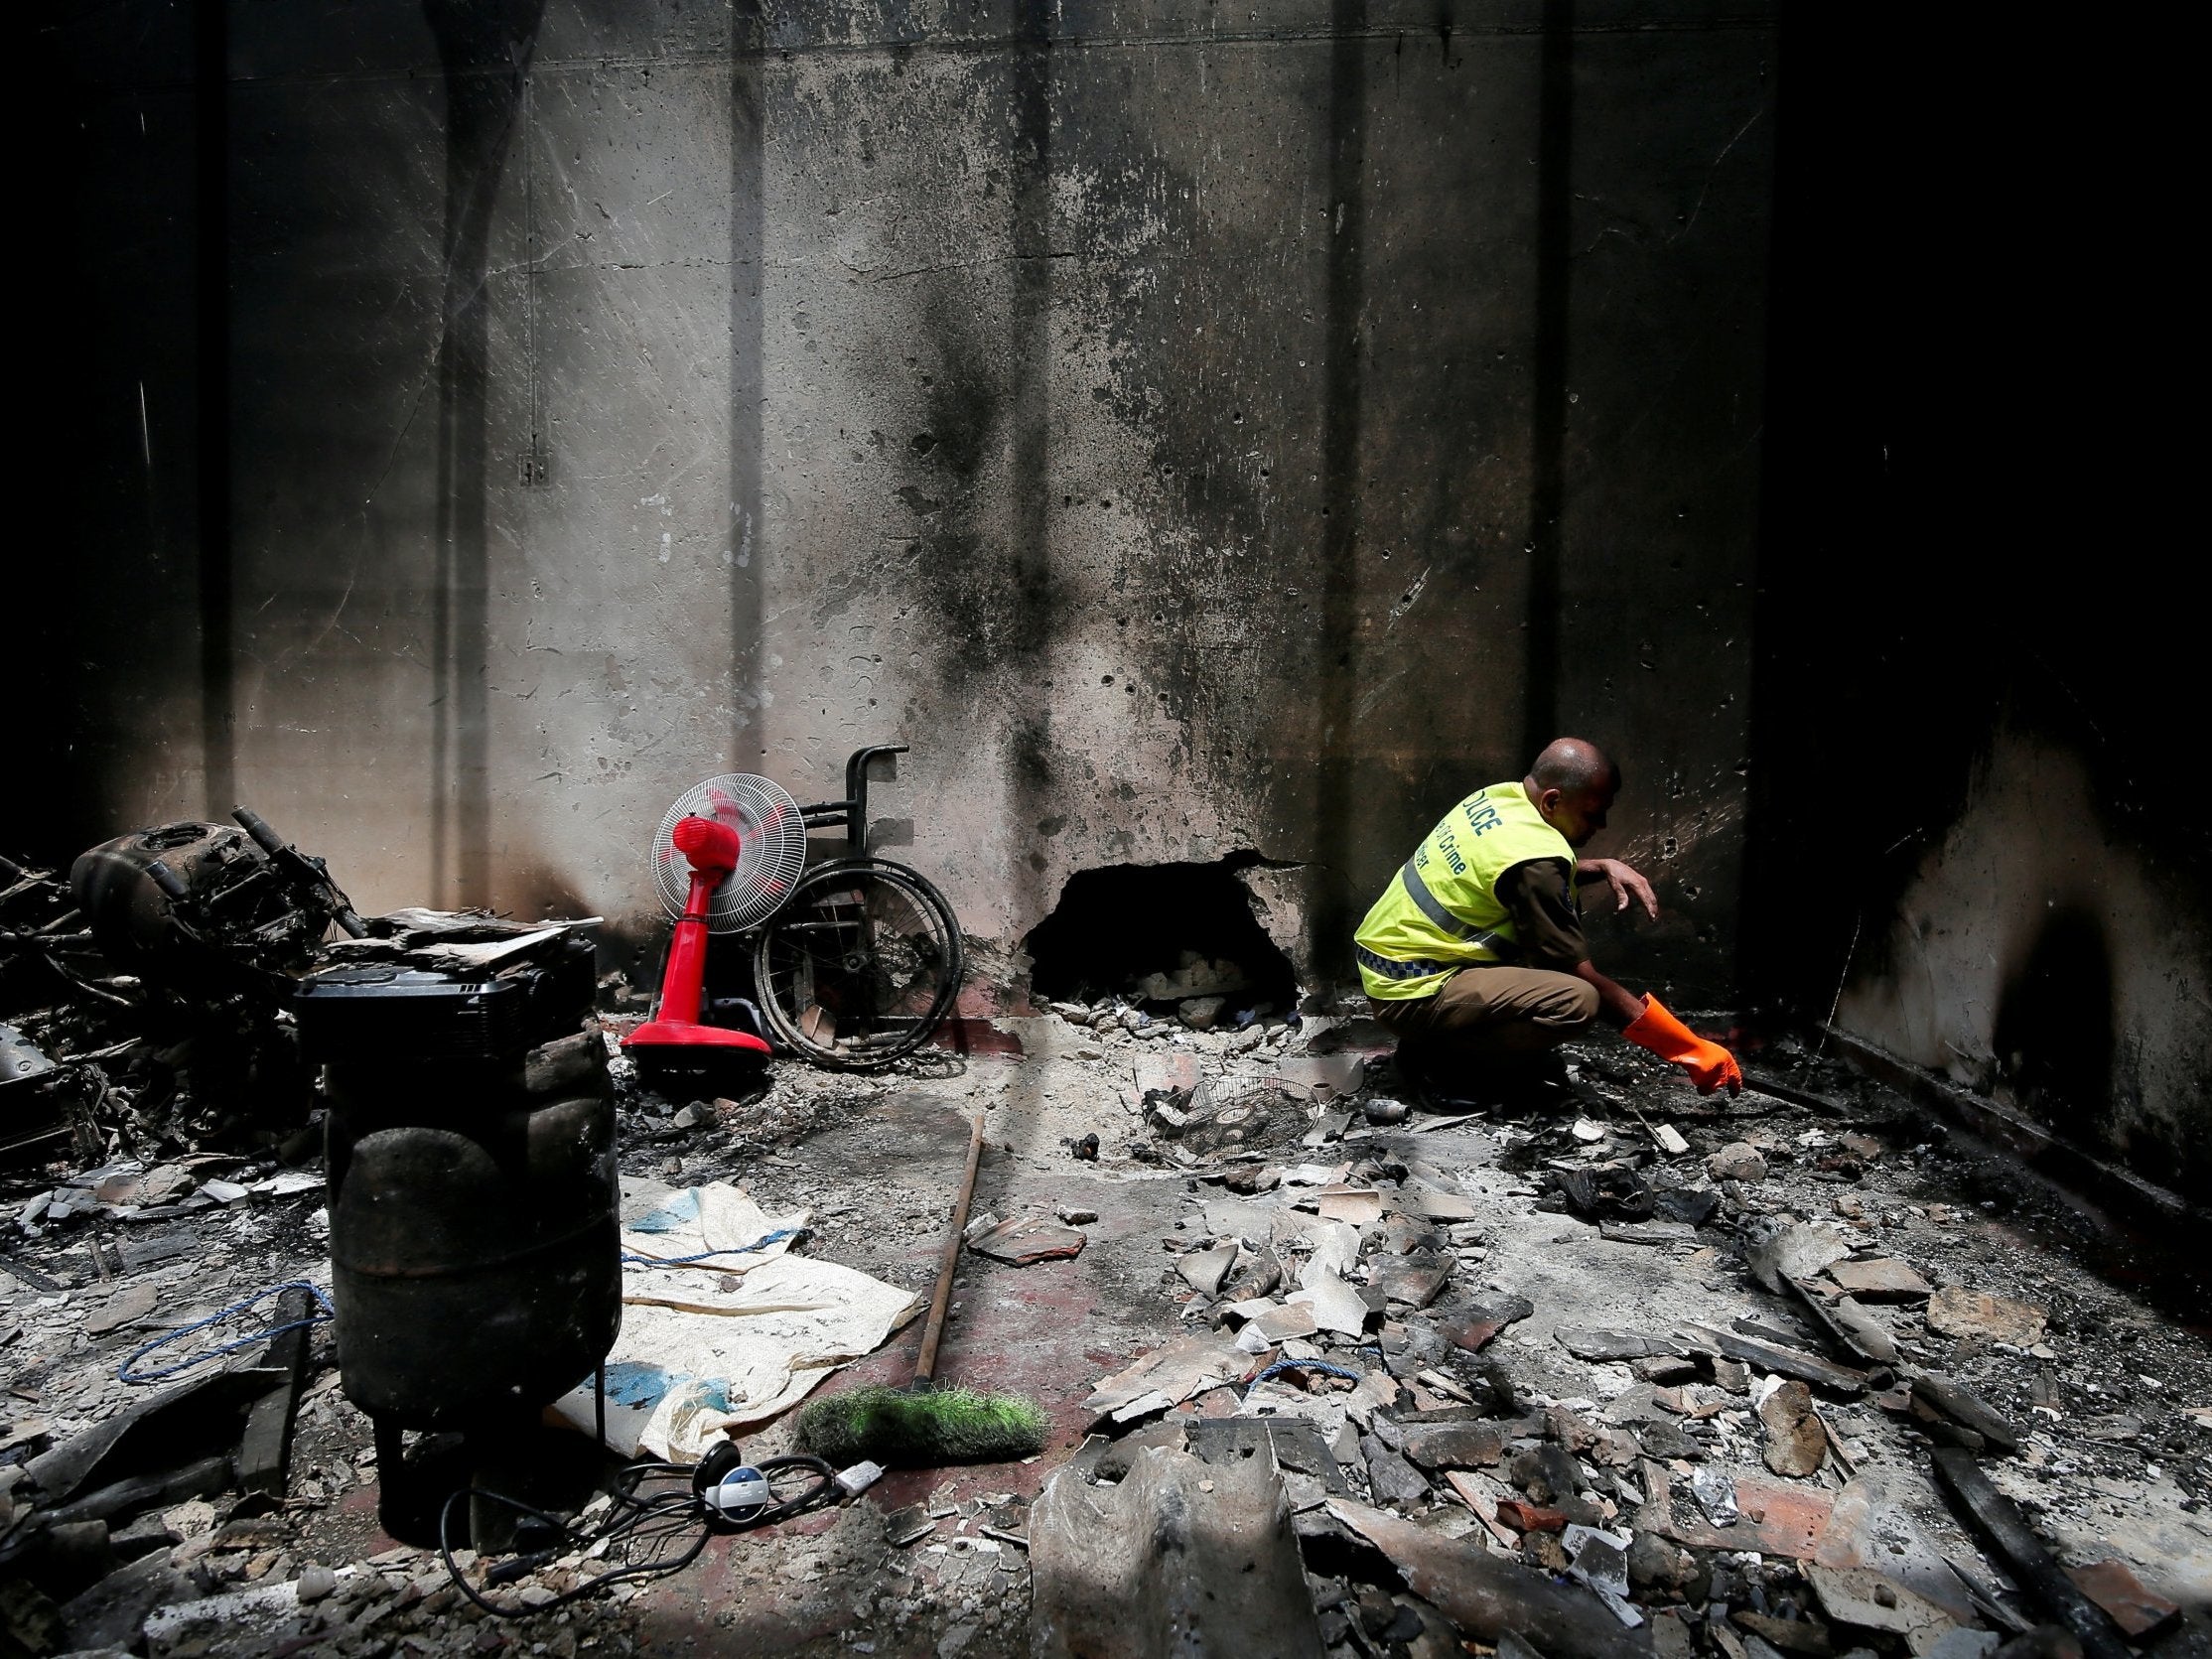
26, 0, 1777, 1006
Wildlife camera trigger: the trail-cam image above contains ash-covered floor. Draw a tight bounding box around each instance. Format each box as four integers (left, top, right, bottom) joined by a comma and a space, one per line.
6, 1003, 2209, 1658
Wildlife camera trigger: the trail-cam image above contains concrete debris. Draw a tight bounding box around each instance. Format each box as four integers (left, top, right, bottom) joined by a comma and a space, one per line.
1031, 1447, 1322, 1659
4, 979, 2203, 1659
1707, 1142, 1771, 1183
1175, 1242, 1238, 1296
1083, 1329, 1246, 1421
1744, 1219, 1854, 1294
1327, 1499, 1655, 1658
1288, 1271, 1372, 1336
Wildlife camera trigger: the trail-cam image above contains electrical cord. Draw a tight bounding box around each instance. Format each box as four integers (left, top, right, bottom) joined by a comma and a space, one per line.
117, 1280, 334, 1384
437, 1452, 838, 1616
619, 1226, 799, 1269
1247, 1357, 1364, 1393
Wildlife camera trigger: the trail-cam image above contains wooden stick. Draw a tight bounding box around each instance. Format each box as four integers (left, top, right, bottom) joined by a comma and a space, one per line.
915, 1112, 986, 1387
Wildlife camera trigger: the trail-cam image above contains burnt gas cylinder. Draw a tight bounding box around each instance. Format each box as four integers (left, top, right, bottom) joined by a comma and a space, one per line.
298, 968, 620, 1431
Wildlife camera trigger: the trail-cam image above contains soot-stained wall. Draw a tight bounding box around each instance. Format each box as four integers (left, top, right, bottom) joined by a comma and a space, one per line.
1741, 13, 2208, 1190
28, 0, 1777, 1005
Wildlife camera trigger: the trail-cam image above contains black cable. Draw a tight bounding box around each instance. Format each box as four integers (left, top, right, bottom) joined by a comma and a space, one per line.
436, 1453, 839, 1616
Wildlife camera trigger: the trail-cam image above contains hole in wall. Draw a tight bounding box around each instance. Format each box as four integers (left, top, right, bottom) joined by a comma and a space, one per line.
1992, 904, 2115, 1140
1024, 856, 1299, 1021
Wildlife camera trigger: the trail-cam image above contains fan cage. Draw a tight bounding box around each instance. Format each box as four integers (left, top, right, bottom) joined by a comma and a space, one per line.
648, 774, 808, 932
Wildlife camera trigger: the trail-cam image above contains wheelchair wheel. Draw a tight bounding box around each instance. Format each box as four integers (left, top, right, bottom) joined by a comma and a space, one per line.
751, 859, 964, 1069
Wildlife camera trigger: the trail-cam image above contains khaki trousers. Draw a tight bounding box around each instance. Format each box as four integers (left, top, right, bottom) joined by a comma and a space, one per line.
1370, 966, 1598, 1065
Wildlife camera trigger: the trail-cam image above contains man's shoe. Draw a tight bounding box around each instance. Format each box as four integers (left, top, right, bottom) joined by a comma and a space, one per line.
1421, 1052, 1575, 1116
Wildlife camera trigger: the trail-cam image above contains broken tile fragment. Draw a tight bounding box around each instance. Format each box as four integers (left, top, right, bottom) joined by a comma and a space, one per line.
970, 1214, 1087, 1266
1925, 1287, 2046, 1346
1757, 1380, 1828, 1477
2063, 1559, 2181, 1638
1082, 1330, 1246, 1421
1308, 1185, 1384, 1225
1447, 1294, 1533, 1353
1824, 1256, 1932, 1300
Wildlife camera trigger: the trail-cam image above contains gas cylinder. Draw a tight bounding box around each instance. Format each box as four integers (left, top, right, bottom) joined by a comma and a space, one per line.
295, 949, 618, 1539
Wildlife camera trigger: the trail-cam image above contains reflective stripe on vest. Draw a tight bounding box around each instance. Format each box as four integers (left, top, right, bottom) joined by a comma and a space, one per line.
1355, 944, 1456, 982
1399, 859, 1519, 959
1352, 780, 1578, 1001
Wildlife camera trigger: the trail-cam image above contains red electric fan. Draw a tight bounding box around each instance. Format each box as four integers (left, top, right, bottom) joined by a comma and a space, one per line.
623, 773, 807, 1073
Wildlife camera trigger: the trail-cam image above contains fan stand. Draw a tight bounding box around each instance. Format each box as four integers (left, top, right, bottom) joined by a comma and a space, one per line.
623, 815, 772, 1064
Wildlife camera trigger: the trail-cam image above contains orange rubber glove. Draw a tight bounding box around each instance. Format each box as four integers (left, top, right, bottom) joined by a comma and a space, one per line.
1624, 996, 1742, 1096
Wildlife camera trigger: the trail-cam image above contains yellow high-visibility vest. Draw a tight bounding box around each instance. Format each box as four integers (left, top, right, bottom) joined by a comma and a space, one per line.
1353, 781, 1579, 1001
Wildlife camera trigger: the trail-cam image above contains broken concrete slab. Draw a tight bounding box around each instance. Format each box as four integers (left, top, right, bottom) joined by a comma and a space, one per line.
1395, 1419, 1508, 1472
1810, 1477, 1982, 1627
969, 1213, 1087, 1266
1326, 1499, 1654, 1658
1558, 1329, 1685, 1363
1804, 1565, 1964, 1656
1188, 1417, 1346, 1492
1825, 1257, 1933, 1300
1252, 1302, 1321, 1343
82, 1285, 158, 1337
1175, 1244, 1239, 1297
1032, 1447, 1323, 1659
1297, 1220, 1362, 1283
1083, 1330, 1247, 1422
1925, 1288, 2047, 1346
1744, 1220, 1853, 1294
1289, 1271, 1372, 1336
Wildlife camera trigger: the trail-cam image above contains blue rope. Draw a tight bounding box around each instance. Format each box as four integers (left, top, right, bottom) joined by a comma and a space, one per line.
620, 1227, 797, 1268
1248, 1358, 1365, 1393
118, 1281, 335, 1386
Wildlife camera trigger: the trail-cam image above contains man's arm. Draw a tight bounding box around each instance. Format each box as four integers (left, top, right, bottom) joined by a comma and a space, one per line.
1575, 857, 1658, 919
1570, 958, 1649, 1029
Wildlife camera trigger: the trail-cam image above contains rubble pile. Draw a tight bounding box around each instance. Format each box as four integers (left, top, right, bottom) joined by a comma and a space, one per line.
997, 1010, 2210, 1659
4, 974, 2206, 1658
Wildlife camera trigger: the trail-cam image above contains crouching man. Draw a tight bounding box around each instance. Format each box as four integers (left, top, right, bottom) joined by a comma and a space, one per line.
1353, 738, 1741, 1106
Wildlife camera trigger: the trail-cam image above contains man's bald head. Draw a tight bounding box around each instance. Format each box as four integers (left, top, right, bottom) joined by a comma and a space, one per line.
1524, 738, 1621, 848
1528, 738, 1620, 796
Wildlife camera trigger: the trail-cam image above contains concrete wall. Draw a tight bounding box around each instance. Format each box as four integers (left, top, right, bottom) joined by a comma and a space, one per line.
40, 0, 1777, 1003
